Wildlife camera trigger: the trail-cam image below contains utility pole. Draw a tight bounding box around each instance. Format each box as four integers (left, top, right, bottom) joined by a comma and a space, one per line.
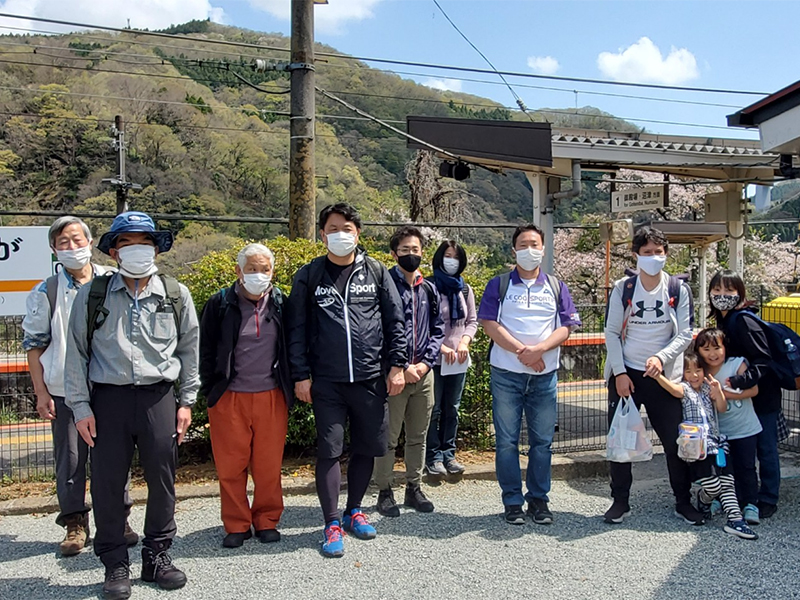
103, 115, 141, 215
289, 0, 316, 240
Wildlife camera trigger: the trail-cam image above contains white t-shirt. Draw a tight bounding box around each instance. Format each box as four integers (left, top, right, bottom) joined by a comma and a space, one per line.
622, 278, 674, 371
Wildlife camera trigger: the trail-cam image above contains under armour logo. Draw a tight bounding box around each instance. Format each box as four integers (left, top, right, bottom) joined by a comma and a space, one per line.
633, 300, 664, 318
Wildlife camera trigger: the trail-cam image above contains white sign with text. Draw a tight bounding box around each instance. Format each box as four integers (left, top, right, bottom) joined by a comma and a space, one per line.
611, 186, 665, 213
0, 227, 53, 316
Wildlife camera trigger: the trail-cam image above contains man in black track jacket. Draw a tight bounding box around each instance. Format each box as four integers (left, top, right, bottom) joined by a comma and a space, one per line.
286, 203, 407, 558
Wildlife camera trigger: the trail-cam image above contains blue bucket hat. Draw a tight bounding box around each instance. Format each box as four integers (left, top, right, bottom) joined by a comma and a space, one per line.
97, 211, 174, 255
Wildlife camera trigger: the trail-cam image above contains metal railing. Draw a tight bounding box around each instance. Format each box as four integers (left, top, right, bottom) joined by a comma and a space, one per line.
3, 296, 799, 480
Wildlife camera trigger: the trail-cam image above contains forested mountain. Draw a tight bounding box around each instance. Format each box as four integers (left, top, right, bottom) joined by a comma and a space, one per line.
0, 19, 643, 253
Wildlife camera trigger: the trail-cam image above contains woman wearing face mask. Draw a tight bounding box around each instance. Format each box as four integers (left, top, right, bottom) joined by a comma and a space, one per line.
199, 243, 293, 548
424, 241, 478, 478
708, 269, 782, 521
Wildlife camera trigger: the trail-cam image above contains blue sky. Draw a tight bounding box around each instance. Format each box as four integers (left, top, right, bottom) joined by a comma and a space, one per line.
215, 0, 799, 139
1, 0, 798, 139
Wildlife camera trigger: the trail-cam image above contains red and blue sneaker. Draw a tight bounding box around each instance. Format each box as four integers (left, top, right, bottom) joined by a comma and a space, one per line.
342, 509, 377, 540
321, 521, 345, 558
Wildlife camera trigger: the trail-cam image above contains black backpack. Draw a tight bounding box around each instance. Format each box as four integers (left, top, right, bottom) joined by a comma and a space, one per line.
87, 273, 183, 346
728, 310, 800, 391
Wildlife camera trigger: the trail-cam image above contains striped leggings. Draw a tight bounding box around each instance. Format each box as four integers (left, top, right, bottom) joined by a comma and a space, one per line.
697, 474, 742, 521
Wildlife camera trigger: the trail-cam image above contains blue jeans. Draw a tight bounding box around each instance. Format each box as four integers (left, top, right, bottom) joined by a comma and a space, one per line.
756, 411, 781, 506
491, 366, 558, 506
426, 367, 467, 465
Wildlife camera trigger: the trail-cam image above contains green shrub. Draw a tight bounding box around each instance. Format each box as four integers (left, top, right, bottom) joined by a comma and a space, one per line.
179, 235, 499, 451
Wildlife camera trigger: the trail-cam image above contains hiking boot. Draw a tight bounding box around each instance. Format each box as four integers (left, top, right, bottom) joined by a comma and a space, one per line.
60, 513, 89, 557
444, 459, 466, 475
123, 519, 139, 547
222, 530, 253, 548
504, 505, 525, 525
321, 521, 345, 558
527, 499, 553, 525
743, 504, 760, 525
255, 529, 281, 543
342, 509, 377, 540
757, 501, 778, 519
603, 500, 631, 524
675, 503, 705, 526
141, 542, 187, 590
425, 461, 447, 478
724, 519, 758, 540
377, 488, 400, 517
102, 561, 131, 600
404, 483, 434, 513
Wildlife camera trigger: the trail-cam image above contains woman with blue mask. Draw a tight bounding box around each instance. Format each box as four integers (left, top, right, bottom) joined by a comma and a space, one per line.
708, 269, 783, 521
425, 241, 478, 478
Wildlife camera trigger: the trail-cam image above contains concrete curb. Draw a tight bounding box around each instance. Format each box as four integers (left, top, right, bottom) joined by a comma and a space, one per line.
0, 449, 615, 517
20, 445, 800, 516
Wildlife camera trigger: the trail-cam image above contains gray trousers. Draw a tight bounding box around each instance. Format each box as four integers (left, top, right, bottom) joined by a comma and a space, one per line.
373, 370, 435, 488
51, 396, 132, 527
90, 383, 177, 568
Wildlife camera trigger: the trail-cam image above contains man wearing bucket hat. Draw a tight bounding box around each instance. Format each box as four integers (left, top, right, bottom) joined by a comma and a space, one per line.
65, 211, 200, 600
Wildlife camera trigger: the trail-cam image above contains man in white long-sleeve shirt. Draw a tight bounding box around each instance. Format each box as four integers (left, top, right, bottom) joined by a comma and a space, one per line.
603, 226, 702, 526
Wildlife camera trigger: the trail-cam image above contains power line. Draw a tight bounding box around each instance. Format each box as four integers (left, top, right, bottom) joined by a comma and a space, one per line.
0, 12, 768, 96
318, 63, 745, 109
430, 0, 534, 120
0, 50, 745, 132
0, 23, 747, 110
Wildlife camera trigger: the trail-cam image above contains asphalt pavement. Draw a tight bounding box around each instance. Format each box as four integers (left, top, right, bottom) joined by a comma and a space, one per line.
1, 460, 800, 600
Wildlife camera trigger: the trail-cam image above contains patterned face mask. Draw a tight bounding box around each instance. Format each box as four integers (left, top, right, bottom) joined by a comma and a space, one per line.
710, 294, 740, 311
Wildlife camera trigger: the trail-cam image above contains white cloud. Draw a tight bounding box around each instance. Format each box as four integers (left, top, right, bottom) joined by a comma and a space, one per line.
527, 55, 559, 76
423, 78, 462, 93
248, 0, 382, 34
0, 0, 224, 33
597, 37, 699, 85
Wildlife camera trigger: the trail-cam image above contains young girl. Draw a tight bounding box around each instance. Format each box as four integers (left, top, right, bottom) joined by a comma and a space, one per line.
656, 352, 757, 539
694, 328, 762, 525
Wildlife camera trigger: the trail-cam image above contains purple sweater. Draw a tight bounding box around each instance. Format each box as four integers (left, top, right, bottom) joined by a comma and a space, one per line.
228, 284, 279, 393
436, 284, 478, 366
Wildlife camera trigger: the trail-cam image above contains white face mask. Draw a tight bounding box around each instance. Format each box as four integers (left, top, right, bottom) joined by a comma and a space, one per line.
117, 244, 157, 279
515, 247, 543, 272
325, 232, 357, 257
636, 254, 667, 277
242, 272, 272, 296
56, 245, 92, 270
442, 257, 460, 276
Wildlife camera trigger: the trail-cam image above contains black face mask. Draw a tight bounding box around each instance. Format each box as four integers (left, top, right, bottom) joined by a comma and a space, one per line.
397, 254, 421, 273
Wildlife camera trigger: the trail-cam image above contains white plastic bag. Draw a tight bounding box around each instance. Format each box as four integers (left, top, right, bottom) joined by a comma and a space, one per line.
606, 396, 653, 463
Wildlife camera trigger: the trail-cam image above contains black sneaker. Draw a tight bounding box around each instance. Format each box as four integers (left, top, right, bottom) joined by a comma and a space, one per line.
757, 501, 778, 519
504, 505, 525, 525
102, 561, 131, 600
377, 488, 400, 518
603, 500, 631, 524
404, 483, 434, 513
141, 543, 187, 590
675, 503, 705, 526
255, 529, 281, 543
527, 499, 553, 525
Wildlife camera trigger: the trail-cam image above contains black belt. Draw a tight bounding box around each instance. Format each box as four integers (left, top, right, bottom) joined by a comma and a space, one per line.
93, 381, 173, 391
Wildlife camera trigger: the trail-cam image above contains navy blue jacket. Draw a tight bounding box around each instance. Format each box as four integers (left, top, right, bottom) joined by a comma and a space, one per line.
390, 266, 445, 369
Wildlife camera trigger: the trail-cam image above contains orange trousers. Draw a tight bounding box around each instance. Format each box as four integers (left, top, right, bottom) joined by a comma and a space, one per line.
208, 389, 288, 533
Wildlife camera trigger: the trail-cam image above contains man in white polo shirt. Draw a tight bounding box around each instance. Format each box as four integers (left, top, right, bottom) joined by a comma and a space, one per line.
478, 224, 581, 526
